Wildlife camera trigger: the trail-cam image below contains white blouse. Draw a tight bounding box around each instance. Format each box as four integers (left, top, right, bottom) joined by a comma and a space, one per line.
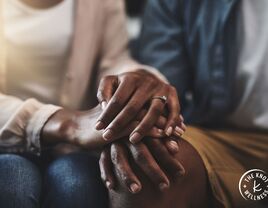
229, 0, 268, 130
3, 0, 74, 104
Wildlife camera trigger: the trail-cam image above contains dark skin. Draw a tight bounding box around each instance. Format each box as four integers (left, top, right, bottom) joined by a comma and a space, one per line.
102, 139, 211, 208
96, 70, 184, 143
20, 0, 185, 142
23, 0, 192, 204
42, 104, 185, 193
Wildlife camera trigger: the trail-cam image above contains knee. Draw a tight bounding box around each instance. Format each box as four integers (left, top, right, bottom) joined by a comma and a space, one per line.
44, 153, 108, 208
110, 139, 209, 208
0, 154, 41, 207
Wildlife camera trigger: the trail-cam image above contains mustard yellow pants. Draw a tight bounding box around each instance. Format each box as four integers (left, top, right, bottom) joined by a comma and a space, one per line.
182, 126, 268, 208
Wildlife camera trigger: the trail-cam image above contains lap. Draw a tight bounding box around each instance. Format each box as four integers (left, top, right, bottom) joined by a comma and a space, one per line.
109, 139, 210, 208
109, 127, 268, 208
182, 126, 268, 208
43, 152, 108, 208
0, 152, 108, 208
0, 154, 42, 208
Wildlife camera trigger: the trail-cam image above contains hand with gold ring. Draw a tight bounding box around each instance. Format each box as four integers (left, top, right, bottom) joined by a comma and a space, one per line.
95, 69, 186, 143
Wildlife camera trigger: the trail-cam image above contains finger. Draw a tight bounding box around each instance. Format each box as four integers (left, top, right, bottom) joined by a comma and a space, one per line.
174, 115, 187, 136
136, 110, 168, 130
114, 121, 165, 141
125, 142, 170, 191
164, 137, 179, 154
181, 121, 187, 131
180, 114, 185, 123
96, 79, 137, 133
99, 146, 115, 190
102, 87, 153, 141
106, 121, 139, 141
129, 98, 165, 143
174, 125, 185, 136
120, 122, 165, 139
110, 143, 142, 194
145, 138, 185, 178
97, 76, 118, 110
164, 87, 181, 136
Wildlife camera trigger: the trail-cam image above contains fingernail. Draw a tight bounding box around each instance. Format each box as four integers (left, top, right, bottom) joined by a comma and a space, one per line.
175, 126, 184, 135
165, 127, 173, 136
106, 181, 112, 189
157, 128, 164, 135
129, 132, 141, 143
130, 183, 141, 194
101, 101, 107, 110
168, 140, 179, 153
175, 170, 184, 177
103, 129, 114, 141
95, 121, 105, 130
179, 114, 184, 122
159, 183, 169, 191
176, 167, 186, 177
181, 123, 187, 130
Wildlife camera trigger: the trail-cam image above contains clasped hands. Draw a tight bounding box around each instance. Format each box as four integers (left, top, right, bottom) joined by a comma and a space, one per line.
42, 69, 186, 194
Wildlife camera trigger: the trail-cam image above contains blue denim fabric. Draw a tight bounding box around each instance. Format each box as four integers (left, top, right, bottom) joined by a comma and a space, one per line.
0, 154, 41, 208
43, 153, 108, 208
0, 153, 108, 208
138, 0, 240, 125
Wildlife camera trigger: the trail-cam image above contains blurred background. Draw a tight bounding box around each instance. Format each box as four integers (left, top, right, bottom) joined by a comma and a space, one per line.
125, 0, 146, 58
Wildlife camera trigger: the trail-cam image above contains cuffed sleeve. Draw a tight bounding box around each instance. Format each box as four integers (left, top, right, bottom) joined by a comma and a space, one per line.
0, 93, 62, 154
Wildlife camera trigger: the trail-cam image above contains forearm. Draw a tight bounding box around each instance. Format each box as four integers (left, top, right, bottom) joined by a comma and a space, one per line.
41, 106, 109, 151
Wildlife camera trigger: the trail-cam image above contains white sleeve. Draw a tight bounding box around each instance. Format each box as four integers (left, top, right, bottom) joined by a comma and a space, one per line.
0, 93, 61, 154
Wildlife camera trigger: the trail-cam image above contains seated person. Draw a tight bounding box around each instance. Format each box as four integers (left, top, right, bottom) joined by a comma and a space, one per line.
0, 0, 185, 207
103, 0, 268, 208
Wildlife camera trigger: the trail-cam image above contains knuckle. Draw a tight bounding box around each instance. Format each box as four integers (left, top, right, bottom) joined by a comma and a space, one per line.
146, 77, 157, 86
121, 74, 133, 82
125, 105, 138, 116
100, 169, 106, 181
120, 174, 133, 187
100, 76, 110, 85
99, 156, 104, 166
104, 75, 115, 81
96, 91, 104, 101
152, 106, 162, 115
111, 151, 122, 165
110, 97, 123, 108
169, 86, 177, 93
121, 173, 130, 183
134, 152, 148, 164
170, 115, 179, 123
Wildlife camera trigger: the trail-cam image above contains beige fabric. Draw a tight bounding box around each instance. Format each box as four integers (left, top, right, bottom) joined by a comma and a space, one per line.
0, 0, 166, 154
182, 126, 268, 208
4, 0, 75, 104
0, 0, 5, 91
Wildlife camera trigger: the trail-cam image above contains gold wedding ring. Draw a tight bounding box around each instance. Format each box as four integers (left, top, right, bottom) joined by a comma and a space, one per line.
151, 95, 168, 104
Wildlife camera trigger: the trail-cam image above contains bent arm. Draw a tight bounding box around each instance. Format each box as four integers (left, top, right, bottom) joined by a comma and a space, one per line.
98, 0, 167, 82
0, 93, 61, 154
138, 0, 191, 109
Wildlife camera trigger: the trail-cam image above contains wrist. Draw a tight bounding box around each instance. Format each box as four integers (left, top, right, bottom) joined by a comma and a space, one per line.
41, 109, 78, 145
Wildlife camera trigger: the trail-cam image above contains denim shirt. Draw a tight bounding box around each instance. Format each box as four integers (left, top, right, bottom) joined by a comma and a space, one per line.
139, 0, 240, 125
